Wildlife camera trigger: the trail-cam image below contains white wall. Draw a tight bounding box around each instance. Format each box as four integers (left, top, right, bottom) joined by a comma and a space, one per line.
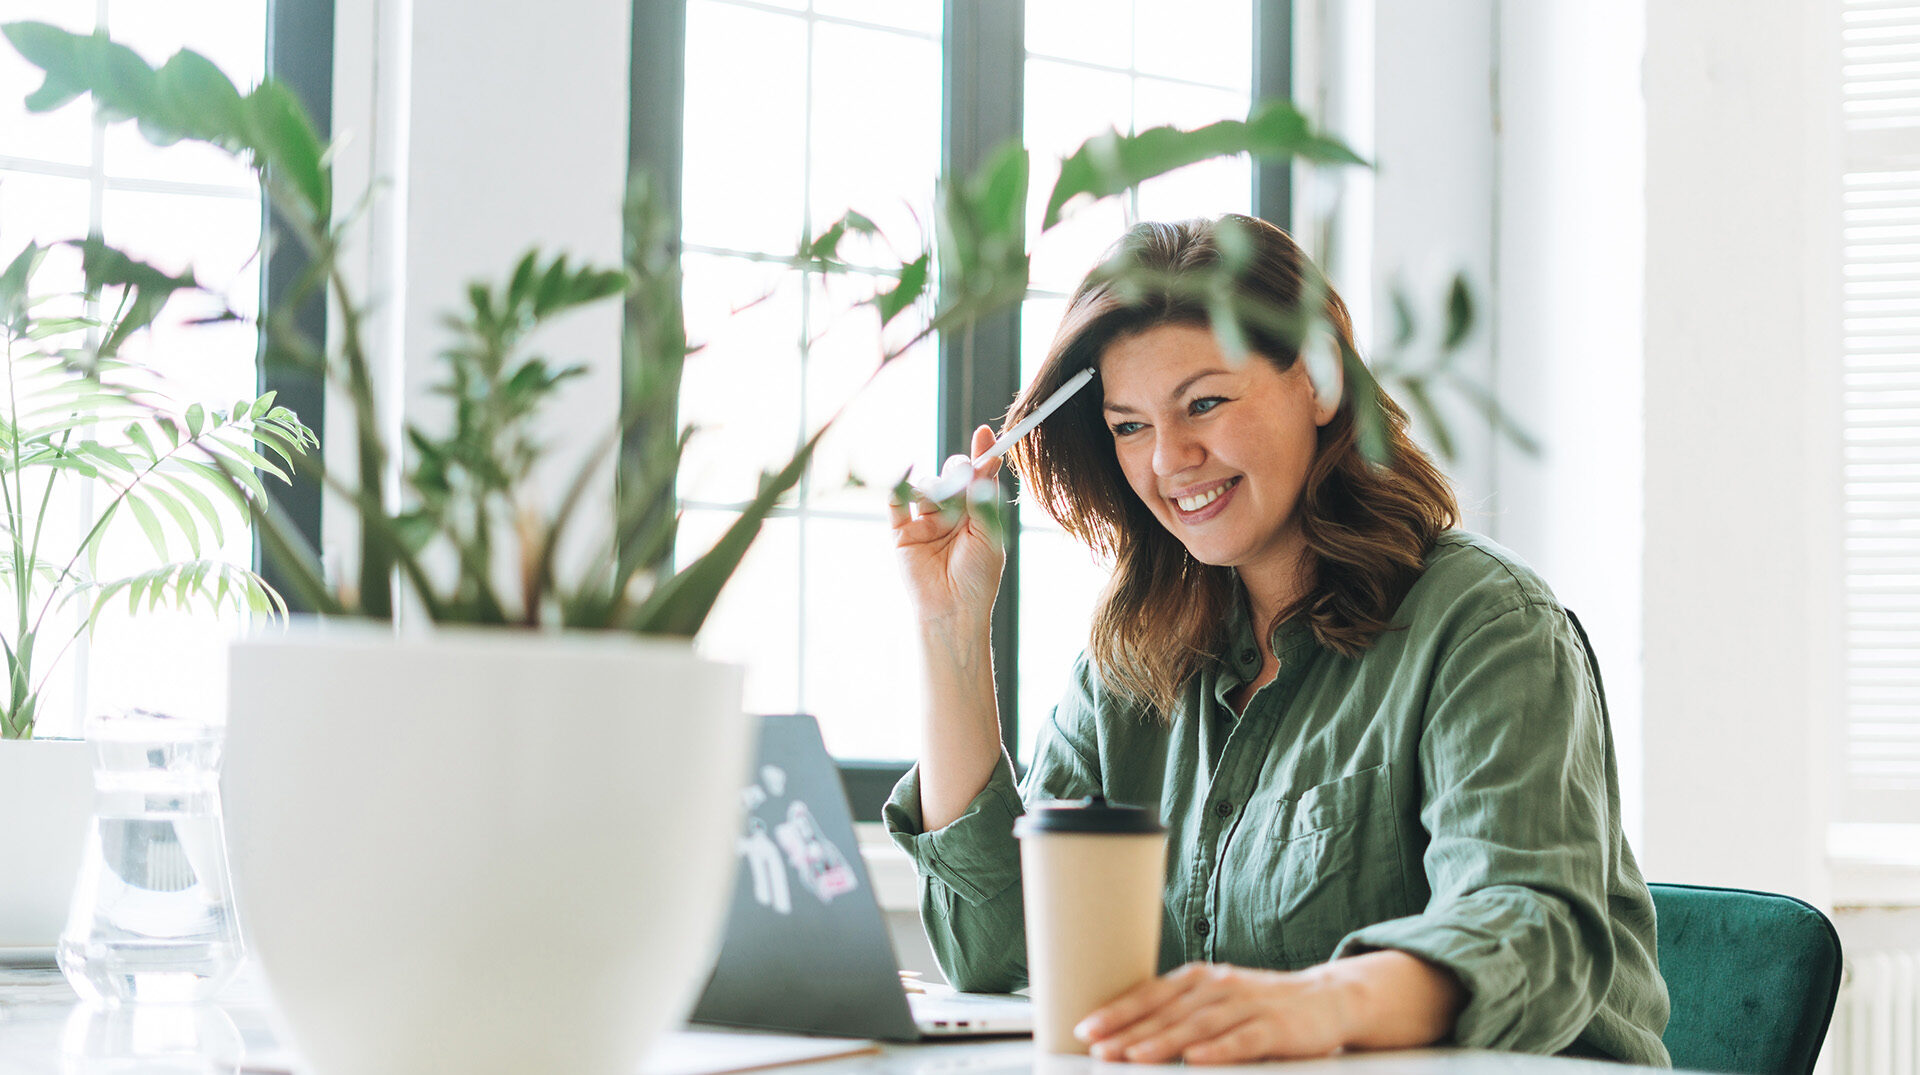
329, 0, 630, 605
1639, 0, 1839, 902
1491, 3, 1648, 849
1360, 0, 1843, 901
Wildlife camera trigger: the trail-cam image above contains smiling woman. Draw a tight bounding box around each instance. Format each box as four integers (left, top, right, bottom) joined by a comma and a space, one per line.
882, 216, 1674, 1066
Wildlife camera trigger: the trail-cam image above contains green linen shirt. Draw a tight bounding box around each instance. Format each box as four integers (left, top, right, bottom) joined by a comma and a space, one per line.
884, 531, 1671, 1066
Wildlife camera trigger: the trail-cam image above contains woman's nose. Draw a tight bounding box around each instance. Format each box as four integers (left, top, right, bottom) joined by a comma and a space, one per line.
1152, 426, 1204, 476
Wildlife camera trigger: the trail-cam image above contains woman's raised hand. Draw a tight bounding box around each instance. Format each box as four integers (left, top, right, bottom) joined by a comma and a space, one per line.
889, 423, 1005, 627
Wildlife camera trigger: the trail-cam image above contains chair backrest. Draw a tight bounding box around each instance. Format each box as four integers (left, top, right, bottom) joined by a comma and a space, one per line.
1650, 882, 1843, 1075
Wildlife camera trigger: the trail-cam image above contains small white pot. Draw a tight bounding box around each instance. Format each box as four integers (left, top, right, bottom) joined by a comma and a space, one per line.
0, 737, 92, 950
224, 624, 748, 1075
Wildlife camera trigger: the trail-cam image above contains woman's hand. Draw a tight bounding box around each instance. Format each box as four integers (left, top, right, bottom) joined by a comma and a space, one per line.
1074, 962, 1352, 1064
889, 423, 1005, 626
1075, 952, 1465, 1065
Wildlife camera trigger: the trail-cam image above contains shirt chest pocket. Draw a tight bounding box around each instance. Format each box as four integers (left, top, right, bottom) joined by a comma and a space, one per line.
1257, 762, 1409, 968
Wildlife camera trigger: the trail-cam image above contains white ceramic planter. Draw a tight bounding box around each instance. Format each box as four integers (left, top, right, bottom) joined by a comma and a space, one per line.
223, 624, 748, 1075
0, 737, 92, 951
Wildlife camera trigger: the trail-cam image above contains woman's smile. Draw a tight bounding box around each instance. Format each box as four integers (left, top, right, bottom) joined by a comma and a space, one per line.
1172, 475, 1241, 521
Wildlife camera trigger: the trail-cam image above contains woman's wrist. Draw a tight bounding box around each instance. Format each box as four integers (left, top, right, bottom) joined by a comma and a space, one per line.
1310, 949, 1465, 1052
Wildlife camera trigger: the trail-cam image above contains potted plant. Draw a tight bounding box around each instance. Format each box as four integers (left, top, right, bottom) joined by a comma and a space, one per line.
3, 17, 1507, 1075
0, 239, 312, 953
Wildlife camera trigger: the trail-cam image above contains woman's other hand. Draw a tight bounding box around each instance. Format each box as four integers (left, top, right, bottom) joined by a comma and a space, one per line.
890, 423, 1005, 626
1073, 952, 1465, 1064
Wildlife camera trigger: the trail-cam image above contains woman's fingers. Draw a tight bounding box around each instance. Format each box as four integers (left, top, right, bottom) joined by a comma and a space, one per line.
969, 423, 1002, 482
1075, 962, 1205, 1043
1082, 964, 1225, 1061
1108, 999, 1258, 1064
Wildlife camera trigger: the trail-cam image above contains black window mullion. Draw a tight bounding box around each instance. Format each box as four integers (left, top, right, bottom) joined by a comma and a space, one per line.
1252, 0, 1293, 229
257, 0, 332, 602
942, 0, 1025, 778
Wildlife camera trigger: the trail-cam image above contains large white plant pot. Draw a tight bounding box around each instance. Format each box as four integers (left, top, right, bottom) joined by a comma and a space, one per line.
224, 625, 747, 1075
0, 737, 91, 950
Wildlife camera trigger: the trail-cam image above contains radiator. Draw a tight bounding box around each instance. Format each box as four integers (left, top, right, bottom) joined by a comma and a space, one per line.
1835, 951, 1920, 1075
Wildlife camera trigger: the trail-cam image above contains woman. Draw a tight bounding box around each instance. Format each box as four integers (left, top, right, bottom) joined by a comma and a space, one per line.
883, 215, 1670, 1066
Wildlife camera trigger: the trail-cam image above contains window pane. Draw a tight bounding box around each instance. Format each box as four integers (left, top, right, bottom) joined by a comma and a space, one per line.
804, 274, 937, 515
803, 516, 923, 760
0, 170, 89, 292
1025, 57, 1134, 293
0, 0, 94, 168
812, 0, 940, 37
1027, 0, 1133, 69
681, 3, 942, 761
679, 255, 805, 505
100, 0, 262, 189
1134, 78, 1253, 223
685, 509, 802, 718
810, 22, 941, 259
1016, 525, 1110, 763
682, 2, 808, 253
100, 189, 259, 404
1133, 0, 1251, 91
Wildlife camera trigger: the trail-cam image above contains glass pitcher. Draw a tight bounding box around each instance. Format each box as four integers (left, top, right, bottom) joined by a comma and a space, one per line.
57, 710, 245, 1004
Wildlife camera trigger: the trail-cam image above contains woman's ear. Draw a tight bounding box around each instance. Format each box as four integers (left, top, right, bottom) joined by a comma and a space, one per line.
1302, 330, 1344, 427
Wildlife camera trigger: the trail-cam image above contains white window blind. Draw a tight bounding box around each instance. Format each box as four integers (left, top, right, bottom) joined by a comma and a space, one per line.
1841, 0, 1920, 824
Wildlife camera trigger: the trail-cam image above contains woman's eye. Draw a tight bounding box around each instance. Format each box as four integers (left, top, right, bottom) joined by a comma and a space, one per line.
1109, 421, 1144, 437
1190, 396, 1228, 416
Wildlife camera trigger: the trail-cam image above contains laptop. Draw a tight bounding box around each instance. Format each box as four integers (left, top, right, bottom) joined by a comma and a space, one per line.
690, 714, 1032, 1041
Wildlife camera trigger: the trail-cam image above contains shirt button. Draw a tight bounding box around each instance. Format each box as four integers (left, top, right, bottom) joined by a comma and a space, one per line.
1194, 918, 1211, 937
1214, 800, 1234, 818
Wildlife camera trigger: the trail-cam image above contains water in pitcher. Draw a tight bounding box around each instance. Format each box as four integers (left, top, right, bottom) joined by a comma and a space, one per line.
58, 712, 244, 1004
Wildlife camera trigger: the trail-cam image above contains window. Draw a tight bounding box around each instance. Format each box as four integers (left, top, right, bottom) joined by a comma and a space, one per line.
670, 0, 1282, 807
0, 0, 272, 735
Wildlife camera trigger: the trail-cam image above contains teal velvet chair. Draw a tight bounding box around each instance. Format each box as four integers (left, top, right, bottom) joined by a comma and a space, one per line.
1649, 883, 1843, 1075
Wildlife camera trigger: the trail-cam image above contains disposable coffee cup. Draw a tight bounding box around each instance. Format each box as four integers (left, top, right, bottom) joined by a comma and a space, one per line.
1014, 795, 1167, 1055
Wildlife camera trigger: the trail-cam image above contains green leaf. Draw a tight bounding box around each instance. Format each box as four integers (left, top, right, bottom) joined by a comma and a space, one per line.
507, 251, 539, 311
626, 430, 820, 636
124, 493, 168, 560
5, 22, 104, 114
152, 48, 246, 146
214, 437, 291, 484
248, 390, 277, 418
1043, 100, 1365, 230
124, 421, 158, 462
159, 472, 225, 547
242, 79, 329, 219
1443, 273, 1474, 351
875, 253, 930, 327
185, 402, 205, 437
144, 483, 201, 558
0, 242, 44, 327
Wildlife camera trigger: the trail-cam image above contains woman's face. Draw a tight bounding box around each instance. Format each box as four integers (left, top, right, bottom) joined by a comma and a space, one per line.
1098, 322, 1336, 590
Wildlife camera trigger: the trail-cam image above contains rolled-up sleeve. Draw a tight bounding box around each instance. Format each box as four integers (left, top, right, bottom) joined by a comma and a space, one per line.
1331, 603, 1617, 1053
883, 690, 1103, 993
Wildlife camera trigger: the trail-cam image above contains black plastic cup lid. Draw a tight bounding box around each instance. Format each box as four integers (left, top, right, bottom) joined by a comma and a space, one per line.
1013, 794, 1165, 836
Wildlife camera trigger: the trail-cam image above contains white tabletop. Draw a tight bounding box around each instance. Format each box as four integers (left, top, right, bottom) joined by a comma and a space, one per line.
0, 965, 1653, 1075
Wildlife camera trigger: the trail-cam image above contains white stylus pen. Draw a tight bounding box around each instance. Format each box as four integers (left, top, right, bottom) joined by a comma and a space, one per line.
914, 366, 1099, 503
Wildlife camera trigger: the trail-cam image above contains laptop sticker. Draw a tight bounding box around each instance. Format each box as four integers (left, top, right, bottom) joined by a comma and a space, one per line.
773, 801, 859, 904
739, 817, 791, 915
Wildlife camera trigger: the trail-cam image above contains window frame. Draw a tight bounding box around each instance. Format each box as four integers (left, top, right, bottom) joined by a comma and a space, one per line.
257, 0, 332, 598
636, 0, 1294, 820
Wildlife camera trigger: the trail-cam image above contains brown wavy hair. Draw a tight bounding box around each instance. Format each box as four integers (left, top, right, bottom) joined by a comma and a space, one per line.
1006, 215, 1458, 717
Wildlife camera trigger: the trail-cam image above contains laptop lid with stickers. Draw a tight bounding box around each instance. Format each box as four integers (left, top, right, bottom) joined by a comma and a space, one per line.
689, 714, 924, 1040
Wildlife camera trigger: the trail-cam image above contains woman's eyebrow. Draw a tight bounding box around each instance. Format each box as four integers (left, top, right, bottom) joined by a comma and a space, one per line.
1102, 369, 1233, 414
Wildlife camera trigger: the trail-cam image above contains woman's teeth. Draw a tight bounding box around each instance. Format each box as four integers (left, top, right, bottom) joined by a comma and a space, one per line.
1175, 479, 1235, 512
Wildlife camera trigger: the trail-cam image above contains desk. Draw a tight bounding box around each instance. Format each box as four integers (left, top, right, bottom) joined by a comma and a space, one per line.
0, 968, 1654, 1075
